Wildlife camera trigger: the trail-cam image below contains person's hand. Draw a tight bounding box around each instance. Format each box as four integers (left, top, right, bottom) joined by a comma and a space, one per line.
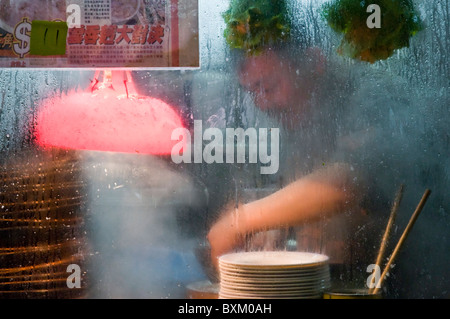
207, 204, 245, 269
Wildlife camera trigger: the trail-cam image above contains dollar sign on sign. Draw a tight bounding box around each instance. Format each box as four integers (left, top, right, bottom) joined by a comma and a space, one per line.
13, 18, 32, 59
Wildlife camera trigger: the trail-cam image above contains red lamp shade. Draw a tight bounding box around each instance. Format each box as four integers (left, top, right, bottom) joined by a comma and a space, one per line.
35, 72, 185, 156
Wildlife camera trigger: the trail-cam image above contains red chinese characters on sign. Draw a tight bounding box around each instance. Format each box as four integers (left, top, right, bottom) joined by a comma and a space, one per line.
131, 25, 149, 45
0, 34, 15, 48
85, 25, 101, 45
116, 25, 133, 44
148, 25, 165, 45
68, 27, 85, 45
67, 25, 165, 45
99, 25, 118, 45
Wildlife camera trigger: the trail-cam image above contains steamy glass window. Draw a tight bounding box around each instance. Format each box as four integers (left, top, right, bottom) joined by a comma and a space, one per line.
0, 0, 448, 299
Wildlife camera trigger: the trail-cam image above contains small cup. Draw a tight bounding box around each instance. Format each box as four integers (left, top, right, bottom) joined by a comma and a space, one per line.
323, 289, 383, 299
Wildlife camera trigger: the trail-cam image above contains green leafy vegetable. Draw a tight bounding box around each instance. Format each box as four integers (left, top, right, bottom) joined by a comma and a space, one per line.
223, 0, 292, 55
322, 0, 424, 63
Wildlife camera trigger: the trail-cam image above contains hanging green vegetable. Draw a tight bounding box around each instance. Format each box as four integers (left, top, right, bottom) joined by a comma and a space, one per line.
322, 0, 424, 63
223, 0, 292, 55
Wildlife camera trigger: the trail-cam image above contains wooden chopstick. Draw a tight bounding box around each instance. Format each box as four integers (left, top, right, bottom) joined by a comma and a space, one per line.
372, 189, 431, 295
368, 184, 405, 294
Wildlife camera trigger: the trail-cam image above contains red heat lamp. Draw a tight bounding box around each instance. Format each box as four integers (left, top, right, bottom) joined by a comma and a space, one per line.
35, 70, 186, 156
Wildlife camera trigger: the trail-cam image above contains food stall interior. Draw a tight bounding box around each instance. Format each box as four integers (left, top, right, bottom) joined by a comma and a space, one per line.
0, 0, 449, 299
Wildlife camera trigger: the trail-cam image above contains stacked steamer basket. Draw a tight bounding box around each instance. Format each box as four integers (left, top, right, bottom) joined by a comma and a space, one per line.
218, 251, 330, 299
0, 149, 88, 299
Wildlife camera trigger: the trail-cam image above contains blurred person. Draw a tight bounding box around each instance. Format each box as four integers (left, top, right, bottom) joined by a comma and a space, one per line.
206, 40, 419, 287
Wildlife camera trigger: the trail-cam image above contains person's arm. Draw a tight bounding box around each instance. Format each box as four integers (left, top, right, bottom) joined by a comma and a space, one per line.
207, 163, 361, 267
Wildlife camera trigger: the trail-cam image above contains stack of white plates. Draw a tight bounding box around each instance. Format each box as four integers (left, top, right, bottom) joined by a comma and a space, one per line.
218, 251, 330, 299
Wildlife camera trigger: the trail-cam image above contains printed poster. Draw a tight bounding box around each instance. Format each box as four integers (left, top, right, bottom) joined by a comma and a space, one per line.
0, 0, 199, 68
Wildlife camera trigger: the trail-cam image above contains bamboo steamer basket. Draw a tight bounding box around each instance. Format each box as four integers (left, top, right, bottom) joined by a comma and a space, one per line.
0, 148, 88, 299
